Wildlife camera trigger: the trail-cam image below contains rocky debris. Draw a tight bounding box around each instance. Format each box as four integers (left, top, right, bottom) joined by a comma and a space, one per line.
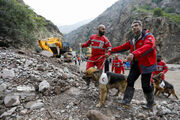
0, 49, 180, 119
2, 68, 15, 79
4, 95, 20, 107
38, 80, 50, 92
0, 107, 17, 118
40, 50, 53, 57
86, 110, 115, 120
25, 100, 44, 110
17, 85, 35, 92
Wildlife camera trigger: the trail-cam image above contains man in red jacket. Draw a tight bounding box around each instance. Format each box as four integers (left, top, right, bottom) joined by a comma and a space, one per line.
81, 24, 112, 70
151, 55, 168, 83
112, 54, 125, 74
111, 20, 157, 109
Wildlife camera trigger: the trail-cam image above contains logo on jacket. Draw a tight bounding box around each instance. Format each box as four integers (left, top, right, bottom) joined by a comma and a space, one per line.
139, 43, 143, 45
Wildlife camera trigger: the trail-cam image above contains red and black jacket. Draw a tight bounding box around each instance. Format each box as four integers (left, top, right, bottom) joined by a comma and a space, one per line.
112, 29, 157, 73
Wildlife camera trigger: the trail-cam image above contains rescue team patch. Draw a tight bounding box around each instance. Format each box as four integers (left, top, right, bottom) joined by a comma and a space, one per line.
99, 73, 108, 85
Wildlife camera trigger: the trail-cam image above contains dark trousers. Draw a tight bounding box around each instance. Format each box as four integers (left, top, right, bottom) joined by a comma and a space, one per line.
127, 60, 153, 93
104, 59, 109, 73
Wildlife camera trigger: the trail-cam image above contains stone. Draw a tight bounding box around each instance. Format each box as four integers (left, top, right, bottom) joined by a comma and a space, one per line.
0, 107, 17, 118
40, 51, 53, 57
65, 87, 81, 96
4, 95, 20, 107
55, 86, 61, 95
86, 110, 113, 120
20, 109, 28, 115
64, 67, 69, 73
39, 80, 50, 92
0, 83, 7, 92
2, 68, 15, 79
25, 100, 44, 110
24, 60, 33, 67
17, 85, 35, 92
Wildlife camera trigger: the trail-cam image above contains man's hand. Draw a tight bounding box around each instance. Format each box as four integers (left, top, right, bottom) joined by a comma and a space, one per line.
127, 53, 134, 62
79, 43, 82, 48
105, 53, 110, 58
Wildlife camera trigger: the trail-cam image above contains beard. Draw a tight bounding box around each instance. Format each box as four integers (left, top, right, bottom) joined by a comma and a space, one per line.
99, 31, 105, 36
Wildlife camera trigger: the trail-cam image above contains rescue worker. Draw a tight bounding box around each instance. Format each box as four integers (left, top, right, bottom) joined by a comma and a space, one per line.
112, 54, 125, 74
80, 24, 112, 70
151, 55, 168, 83
111, 20, 157, 109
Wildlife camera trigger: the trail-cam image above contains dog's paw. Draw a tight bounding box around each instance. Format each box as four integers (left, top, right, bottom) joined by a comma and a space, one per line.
96, 103, 102, 108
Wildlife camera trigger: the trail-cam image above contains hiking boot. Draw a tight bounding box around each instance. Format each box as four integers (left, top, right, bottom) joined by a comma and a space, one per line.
142, 92, 156, 109
119, 86, 135, 107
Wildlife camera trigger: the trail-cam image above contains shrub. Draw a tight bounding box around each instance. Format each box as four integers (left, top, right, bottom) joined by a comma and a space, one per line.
0, 0, 46, 48
153, 8, 163, 17
164, 7, 176, 13
152, 0, 163, 4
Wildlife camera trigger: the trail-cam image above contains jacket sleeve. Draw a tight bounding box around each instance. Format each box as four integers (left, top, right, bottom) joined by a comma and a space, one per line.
82, 36, 92, 48
163, 62, 168, 74
133, 35, 155, 59
111, 41, 130, 53
104, 38, 112, 55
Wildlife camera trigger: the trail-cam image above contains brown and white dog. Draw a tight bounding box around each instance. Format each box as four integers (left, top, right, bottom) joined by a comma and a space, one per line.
82, 67, 127, 107
152, 73, 179, 100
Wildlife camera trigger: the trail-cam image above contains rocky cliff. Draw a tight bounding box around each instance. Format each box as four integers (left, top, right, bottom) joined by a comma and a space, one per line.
65, 0, 180, 63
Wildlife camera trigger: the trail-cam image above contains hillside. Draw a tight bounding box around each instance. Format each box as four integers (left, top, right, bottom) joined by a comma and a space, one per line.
0, 0, 63, 50
65, 0, 180, 63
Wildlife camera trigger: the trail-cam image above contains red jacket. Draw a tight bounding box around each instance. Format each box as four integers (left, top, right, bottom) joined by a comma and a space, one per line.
151, 60, 168, 82
112, 30, 157, 73
154, 60, 168, 74
82, 34, 111, 56
112, 59, 124, 74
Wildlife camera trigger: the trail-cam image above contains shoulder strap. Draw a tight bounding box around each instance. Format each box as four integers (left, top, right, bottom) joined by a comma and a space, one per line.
142, 33, 152, 41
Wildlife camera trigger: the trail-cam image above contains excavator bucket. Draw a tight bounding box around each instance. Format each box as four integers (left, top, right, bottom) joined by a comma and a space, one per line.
38, 40, 53, 53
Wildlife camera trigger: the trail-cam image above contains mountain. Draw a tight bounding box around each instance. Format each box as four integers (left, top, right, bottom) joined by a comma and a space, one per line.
65, 0, 180, 63
59, 19, 93, 34
0, 0, 63, 50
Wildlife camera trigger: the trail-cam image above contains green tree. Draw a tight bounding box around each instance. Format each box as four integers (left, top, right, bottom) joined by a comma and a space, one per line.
153, 8, 163, 17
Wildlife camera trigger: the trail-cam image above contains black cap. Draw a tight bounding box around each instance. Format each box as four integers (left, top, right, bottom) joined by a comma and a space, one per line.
157, 55, 161, 58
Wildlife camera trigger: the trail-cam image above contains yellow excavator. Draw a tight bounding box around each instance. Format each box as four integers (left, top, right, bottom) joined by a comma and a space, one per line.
38, 37, 72, 57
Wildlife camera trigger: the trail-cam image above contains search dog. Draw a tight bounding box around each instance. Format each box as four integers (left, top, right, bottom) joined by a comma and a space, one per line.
152, 73, 178, 99
82, 67, 127, 107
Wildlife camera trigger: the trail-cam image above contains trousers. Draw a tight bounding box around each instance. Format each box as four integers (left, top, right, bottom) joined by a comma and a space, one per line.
127, 60, 153, 93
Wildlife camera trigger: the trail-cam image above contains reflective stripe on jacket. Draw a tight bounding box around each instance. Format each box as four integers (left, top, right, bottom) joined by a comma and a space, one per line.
82, 34, 111, 56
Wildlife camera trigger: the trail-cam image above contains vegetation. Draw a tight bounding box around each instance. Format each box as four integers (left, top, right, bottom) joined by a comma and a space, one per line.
135, 4, 180, 24
152, 0, 163, 4
153, 8, 163, 17
0, 0, 47, 48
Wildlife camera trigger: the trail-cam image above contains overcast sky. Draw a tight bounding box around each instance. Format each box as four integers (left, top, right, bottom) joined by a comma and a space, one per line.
23, 0, 119, 26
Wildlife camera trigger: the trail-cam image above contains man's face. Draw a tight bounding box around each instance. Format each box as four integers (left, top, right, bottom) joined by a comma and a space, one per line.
157, 57, 161, 62
115, 56, 118, 60
98, 27, 105, 36
131, 22, 142, 35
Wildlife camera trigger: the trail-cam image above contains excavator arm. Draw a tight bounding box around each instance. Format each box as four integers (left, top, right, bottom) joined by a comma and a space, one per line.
38, 37, 63, 54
